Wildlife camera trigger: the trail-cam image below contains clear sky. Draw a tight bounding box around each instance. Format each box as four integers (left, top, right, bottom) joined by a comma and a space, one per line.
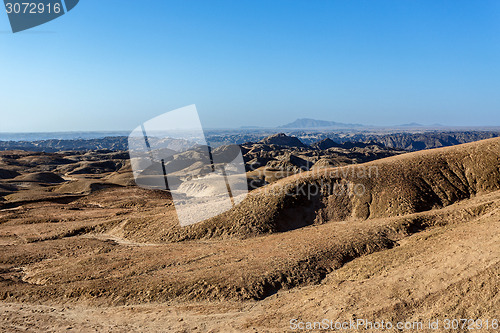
1, 0, 500, 132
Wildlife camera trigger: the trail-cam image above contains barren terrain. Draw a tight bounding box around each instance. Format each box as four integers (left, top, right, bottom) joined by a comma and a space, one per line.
0, 137, 499, 332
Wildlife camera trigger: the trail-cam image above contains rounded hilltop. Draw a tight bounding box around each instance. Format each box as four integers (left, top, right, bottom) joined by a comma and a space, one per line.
258, 133, 307, 148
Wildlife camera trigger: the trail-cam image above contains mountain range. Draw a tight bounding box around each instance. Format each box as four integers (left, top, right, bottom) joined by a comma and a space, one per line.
278, 118, 364, 128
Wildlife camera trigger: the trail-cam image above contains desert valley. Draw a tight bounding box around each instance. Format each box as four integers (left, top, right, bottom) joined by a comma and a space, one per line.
0, 131, 498, 332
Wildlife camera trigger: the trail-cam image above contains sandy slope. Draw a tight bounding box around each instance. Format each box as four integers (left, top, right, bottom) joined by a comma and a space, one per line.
0, 196, 498, 332
0, 138, 499, 332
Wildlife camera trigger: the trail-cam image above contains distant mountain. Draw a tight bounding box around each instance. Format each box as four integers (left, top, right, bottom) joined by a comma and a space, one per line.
279, 118, 364, 129
398, 123, 448, 128
398, 122, 424, 127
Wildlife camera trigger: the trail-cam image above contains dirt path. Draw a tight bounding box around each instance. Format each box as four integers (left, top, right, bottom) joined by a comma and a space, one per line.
2, 211, 498, 332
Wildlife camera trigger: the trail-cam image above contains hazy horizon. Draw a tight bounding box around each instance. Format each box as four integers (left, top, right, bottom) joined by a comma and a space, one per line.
2, 120, 500, 143
3, 121, 500, 134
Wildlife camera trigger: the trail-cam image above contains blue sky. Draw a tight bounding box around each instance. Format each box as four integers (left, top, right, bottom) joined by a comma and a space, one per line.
1, 0, 500, 132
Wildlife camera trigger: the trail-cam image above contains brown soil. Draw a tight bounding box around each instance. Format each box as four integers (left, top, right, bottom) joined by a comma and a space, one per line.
0, 138, 499, 332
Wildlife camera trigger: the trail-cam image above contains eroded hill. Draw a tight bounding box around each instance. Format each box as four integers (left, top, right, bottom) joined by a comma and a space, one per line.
0, 137, 499, 332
